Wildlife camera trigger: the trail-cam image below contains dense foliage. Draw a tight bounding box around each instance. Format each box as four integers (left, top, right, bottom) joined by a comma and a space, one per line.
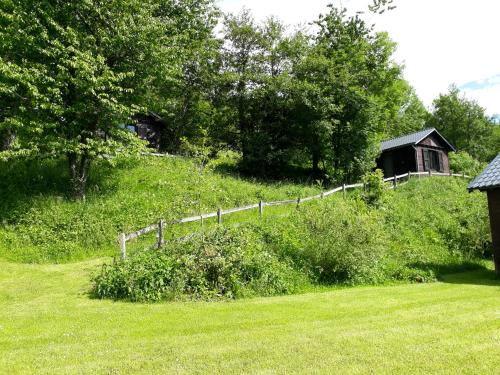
0, 0, 433, 197
90, 164, 491, 302
213, 7, 426, 181
92, 227, 304, 302
449, 151, 487, 177
428, 86, 499, 162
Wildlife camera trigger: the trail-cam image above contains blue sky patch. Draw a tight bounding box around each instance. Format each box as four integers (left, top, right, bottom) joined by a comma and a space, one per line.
460, 74, 500, 91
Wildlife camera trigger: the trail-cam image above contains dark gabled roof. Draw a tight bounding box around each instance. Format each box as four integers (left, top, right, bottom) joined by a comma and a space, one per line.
380, 128, 456, 152
468, 154, 500, 191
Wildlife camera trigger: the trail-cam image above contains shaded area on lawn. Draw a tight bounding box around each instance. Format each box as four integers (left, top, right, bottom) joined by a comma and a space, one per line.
407, 261, 499, 286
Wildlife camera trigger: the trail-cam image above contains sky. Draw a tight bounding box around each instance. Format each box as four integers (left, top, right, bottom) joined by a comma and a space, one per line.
218, 0, 500, 117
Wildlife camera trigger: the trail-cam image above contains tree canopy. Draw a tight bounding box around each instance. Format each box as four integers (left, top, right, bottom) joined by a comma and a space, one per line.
0, 0, 186, 198
2, 0, 495, 197
428, 86, 497, 162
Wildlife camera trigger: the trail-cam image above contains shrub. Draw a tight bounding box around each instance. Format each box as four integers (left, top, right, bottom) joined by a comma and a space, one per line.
262, 199, 390, 285
92, 226, 306, 302
361, 169, 386, 207
449, 151, 486, 177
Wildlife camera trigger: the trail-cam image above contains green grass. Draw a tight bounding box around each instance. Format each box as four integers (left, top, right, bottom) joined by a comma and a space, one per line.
0, 155, 322, 262
0, 156, 497, 372
0, 154, 490, 268
0, 259, 498, 374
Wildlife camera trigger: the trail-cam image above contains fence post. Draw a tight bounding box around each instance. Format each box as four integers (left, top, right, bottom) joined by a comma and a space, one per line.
119, 233, 127, 260
429, 170, 432, 177
259, 200, 264, 217
342, 183, 346, 199
393, 174, 397, 189
157, 219, 164, 249
217, 208, 222, 224
462, 172, 465, 179
321, 192, 324, 199
408, 171, 411, 181
296, 197, 301, 210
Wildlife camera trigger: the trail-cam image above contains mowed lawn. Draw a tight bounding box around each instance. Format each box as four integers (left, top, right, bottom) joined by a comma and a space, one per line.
0, 260, 499, 374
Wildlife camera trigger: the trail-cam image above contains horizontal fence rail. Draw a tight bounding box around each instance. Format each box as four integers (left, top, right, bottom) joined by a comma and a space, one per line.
118, 171, 471, 259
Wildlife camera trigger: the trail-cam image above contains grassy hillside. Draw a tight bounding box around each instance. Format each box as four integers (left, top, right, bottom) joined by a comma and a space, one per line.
0, 155, 322, 262
0, 155, 491, 292
0, 259, 498, 374
92, 174, 492, 301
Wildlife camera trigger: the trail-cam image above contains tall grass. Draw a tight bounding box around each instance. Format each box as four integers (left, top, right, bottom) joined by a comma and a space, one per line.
92, 177, 492, 302
0, 155, 322, 262
0, 155, 491, 301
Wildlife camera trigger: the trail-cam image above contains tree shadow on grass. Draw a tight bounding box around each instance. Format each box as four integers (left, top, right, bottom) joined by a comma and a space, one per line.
0, 157, 134, 223
212, 159, 326, 188
439, 269, 499, 286
409, 261, 499, 287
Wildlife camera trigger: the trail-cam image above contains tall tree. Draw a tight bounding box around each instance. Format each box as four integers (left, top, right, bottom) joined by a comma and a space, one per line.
379, 79, 429, 138
428, 86, 494, 161
152, 0, 220, 152
219, 9, 264, 166
0, 0, 178, 199
306, 6, 404, 181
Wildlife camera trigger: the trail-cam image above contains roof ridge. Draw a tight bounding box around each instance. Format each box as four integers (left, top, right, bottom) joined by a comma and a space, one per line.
380, 128, 449, 152
381, 128, 435, 144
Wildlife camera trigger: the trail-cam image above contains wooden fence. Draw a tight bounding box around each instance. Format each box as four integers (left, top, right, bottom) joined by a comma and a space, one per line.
118, 171, 470, 259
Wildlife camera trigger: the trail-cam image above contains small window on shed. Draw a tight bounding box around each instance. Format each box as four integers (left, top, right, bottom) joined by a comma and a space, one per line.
423, 149, 443, 172
423, 149, 430, 171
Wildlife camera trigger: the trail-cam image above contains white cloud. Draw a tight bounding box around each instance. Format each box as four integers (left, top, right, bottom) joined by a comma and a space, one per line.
217, 0, 500, 115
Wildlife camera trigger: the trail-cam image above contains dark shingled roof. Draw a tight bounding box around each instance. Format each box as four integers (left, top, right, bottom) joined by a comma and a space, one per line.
468, 154, 500, 191
380, 128, 455, 152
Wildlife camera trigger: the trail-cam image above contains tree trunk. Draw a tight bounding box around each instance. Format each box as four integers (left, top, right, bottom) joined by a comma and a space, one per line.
1, 128, 16, 151
312, 150, 320, 177
68, 153, 91, 200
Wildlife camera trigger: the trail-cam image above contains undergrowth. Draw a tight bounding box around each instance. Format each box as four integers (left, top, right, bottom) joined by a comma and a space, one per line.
92, 177, 491, 302
0, 155, 321, 262
0, 155, 491, 301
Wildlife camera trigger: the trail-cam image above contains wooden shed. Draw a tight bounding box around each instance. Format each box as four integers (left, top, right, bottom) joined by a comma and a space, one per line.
377, 128, 456, 178
131, 112, 165, 149
468, 154, 500, 276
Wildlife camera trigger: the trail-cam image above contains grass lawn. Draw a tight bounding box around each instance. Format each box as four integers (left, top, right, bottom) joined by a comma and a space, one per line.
0, 259, 498, 374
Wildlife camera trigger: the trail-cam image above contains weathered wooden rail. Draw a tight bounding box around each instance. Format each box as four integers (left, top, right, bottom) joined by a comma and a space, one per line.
118, 171, 470, 259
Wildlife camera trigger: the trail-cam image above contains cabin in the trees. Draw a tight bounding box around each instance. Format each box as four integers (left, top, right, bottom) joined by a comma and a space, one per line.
129, 112, 165, 149
377, 128, 455, 178
468, 154, 500, 276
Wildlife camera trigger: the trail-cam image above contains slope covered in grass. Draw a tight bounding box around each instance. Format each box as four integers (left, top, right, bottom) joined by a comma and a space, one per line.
0, 259, 498, 374
0, 155, 322, 262
0, 154, 491, 280
92, 174, 492, 302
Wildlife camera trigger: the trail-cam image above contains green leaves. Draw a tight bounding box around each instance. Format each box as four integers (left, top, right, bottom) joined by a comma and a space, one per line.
0, 0, 187, 197
428, 86, 497, 162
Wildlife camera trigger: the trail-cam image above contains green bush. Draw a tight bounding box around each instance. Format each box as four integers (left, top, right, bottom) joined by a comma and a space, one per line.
449, 151, 486, 177
92, 226, 306, 302
263, 199, 389, 285
361, 169, 386, 207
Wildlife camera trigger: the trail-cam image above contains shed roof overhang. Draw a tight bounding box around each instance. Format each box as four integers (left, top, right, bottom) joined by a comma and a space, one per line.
468, 154, 500, 192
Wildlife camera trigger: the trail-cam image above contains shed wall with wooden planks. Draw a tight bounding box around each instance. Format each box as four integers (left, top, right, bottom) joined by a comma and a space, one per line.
415, 145, 450, 174
487, 189, 500, 274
